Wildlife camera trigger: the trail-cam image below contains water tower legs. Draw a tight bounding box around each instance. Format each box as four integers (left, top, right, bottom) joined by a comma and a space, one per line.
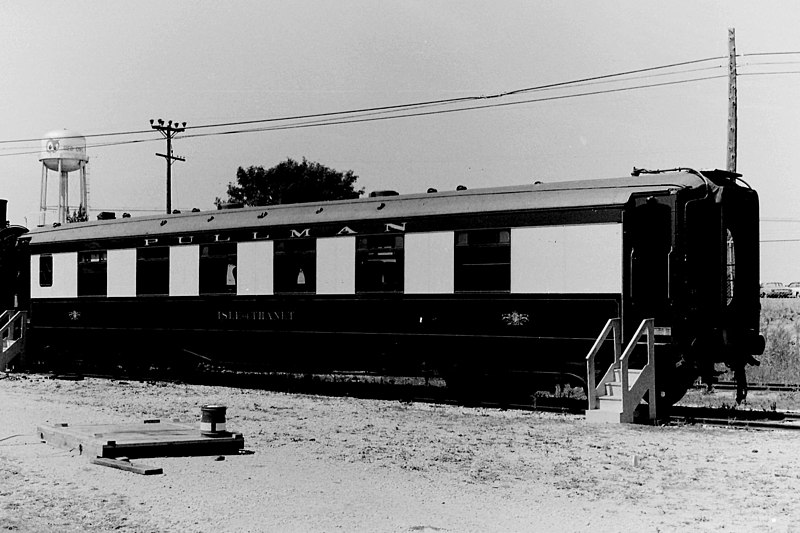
79, 167, 87, 216
58, 161, 68, 225
39, 166, 47, 225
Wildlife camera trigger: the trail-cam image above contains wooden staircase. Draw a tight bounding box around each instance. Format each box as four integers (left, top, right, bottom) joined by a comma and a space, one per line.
585, 318, 657, 424
0, 310, 27, 371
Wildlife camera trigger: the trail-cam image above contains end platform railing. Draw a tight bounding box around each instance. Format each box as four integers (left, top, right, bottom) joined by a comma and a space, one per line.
0, 310, 27, 371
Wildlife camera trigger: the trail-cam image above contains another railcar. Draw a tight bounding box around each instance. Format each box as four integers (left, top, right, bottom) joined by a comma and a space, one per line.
17, 168, 764, 406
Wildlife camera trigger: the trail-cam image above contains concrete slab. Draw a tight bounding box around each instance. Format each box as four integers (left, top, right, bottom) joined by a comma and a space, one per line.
37, 419, 245, 458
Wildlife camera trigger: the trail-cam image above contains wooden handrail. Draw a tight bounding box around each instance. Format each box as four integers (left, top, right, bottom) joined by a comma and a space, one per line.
585, 318, 621, 410
0, 311, 27, 370
1, 311, 24, 343
586, 317, 657, 423
619, 318, 656, 422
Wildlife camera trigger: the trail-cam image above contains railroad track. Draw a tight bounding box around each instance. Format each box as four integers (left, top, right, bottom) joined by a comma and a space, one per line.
670, 405, 800, 431
34, 370, 800, 430
702, 381, 800, 392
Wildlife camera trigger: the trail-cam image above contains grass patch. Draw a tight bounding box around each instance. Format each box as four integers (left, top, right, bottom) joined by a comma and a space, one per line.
750, 298, 800, 385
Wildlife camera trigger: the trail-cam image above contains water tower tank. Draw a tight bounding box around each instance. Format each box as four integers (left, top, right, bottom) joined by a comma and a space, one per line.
38, 129, 90, 226
40, 129, 88, 172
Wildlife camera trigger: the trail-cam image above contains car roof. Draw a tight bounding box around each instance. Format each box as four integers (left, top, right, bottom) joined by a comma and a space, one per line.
22, 171, 709, 247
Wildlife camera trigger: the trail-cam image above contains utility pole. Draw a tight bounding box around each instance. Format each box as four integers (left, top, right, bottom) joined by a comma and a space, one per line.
727, 28, 737, 173
150, 118, 186, 214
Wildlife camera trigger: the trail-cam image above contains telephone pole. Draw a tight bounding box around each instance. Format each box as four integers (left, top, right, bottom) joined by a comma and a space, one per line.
150, 118, 186, 214
727, 28, 737, 173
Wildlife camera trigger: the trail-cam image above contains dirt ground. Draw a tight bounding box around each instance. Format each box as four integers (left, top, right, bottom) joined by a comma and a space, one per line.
1, 374, 800, 532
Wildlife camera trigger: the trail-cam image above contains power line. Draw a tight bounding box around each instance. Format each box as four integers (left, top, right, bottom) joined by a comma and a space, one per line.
740, 71, 800, 77
0, 73, 733, 158
740, 51, 800, 57
0, 63, 731, 156
174, 74, 731, 141
0, 55, 729, 147
0, 54, 798, 159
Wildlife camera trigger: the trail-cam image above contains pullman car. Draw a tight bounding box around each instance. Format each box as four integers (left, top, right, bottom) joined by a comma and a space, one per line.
14, 167, 764, 406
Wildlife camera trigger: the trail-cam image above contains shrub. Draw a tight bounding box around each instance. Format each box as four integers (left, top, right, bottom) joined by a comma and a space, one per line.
750, 299, 800, 384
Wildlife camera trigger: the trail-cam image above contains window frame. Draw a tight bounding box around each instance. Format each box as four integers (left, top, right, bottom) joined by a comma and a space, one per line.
136, 246, 170, 296
355, 233, 404, 293
77, 250, 108, 297
199, 242, 238, 295
273, 238, 316, 294
39, 254, 53, 288
454, 228, 511, 293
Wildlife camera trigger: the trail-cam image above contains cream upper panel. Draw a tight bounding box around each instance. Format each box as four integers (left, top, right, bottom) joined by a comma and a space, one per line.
317, 236, 355, 295
30, 252, 78, 299
511, 224, 622, 294
405, 232, 454, 294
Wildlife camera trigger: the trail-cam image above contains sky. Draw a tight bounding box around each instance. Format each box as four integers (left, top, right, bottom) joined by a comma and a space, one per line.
2, 1, 800, 280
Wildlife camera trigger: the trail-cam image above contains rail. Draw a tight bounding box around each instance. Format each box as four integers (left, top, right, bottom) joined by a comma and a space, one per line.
0, 310, 27, 371
585, 318, 621, 410
620, 318, 657, 422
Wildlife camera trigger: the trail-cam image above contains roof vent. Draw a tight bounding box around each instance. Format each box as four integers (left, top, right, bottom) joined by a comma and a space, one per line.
97, 211, 116, 220
217, 202, 244, 210
427, 188, 438, 193
368, 190, 399, 197
456, 185, 467, 191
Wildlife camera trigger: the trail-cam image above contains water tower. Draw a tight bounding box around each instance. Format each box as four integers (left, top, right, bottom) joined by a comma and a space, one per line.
39, 129, 89, 225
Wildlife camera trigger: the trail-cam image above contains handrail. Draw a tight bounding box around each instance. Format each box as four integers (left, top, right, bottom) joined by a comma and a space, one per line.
0, 311, 27, 371
1, 311, 24, 346
619, 318, 657, 422
586, 317, 657, 423
585, 318, 621, 410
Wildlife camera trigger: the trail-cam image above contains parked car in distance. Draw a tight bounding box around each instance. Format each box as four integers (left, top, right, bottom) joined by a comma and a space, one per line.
788, 282, 800, 297
760, 281, 793, 298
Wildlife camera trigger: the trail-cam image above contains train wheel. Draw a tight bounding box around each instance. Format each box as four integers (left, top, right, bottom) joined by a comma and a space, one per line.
657, 357, 698, 411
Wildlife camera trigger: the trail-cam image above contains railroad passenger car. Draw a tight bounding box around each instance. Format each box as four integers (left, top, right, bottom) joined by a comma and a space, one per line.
17, 167, 764, 405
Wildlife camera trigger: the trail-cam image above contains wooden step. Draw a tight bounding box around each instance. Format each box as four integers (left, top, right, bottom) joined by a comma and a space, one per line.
613, 368, 643, 381
597, 395, 623, 413
585, 409, 624, 423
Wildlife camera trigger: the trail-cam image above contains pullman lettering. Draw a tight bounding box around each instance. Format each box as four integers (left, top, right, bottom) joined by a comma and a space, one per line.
142, 221, 407, 247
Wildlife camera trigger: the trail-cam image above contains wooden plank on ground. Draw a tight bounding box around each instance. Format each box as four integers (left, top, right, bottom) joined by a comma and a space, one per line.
90, 457, 163, 475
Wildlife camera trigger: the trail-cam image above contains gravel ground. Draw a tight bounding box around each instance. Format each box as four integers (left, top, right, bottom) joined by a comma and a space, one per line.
1, 373, 800, 532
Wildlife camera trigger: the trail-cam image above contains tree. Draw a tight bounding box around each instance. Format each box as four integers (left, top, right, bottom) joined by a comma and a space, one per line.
66, 205, 88, 223
216, 157, 364, 207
